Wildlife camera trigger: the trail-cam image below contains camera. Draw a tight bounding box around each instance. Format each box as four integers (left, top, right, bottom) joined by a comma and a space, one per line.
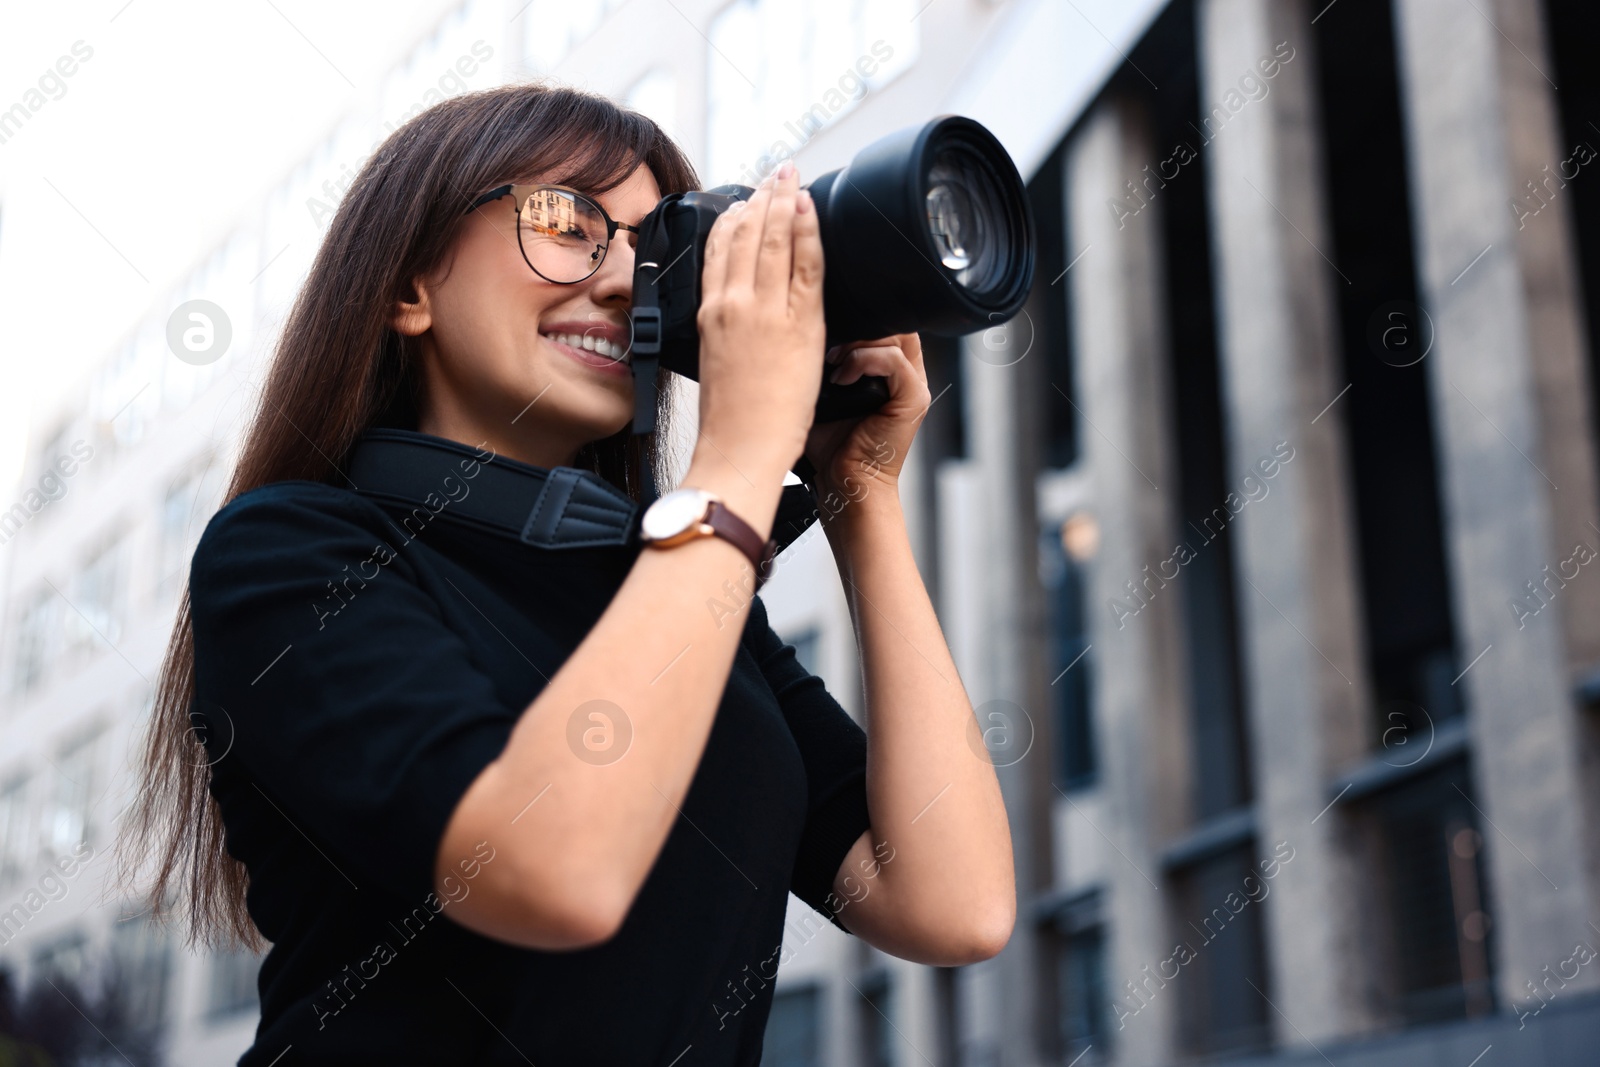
627, 115, 1037, 433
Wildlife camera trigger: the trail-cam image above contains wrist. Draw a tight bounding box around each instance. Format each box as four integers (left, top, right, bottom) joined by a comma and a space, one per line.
681, 449, 790, 543
818, 479, 903, 541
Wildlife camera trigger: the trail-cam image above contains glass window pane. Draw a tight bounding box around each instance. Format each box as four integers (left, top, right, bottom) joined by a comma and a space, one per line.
207, 943, 263, 1019
110, 913, 173, 1034
762, 984, 822, 1067
48, 734, 98, 854
1170, 844, 1271, 1056
11, 587, 56, 695
0, 776, 31, 885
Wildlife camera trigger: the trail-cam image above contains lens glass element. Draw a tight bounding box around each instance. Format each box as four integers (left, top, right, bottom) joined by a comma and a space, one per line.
925, 146, 1012, 296
519, 187, 612, 283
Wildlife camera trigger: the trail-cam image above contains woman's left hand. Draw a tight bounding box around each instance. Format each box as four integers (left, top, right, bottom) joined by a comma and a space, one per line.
801, 333, 931, 509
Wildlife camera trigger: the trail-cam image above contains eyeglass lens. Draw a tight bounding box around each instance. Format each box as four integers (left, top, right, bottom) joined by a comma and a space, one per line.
518, 187, 611, 282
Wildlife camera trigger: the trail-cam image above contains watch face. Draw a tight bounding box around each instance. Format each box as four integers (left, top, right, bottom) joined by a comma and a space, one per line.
641, 488, 712, 541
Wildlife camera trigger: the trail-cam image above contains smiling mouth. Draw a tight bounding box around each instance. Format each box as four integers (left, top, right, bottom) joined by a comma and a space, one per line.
541, 330, 629, 363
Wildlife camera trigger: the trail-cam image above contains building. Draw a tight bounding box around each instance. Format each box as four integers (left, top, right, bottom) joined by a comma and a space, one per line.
5, 0, 1600, 1064
0, 3, 513, 1063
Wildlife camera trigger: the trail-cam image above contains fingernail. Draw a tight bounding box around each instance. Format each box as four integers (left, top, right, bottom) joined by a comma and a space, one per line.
776, 161, 795, 180
797, 189, 812, 214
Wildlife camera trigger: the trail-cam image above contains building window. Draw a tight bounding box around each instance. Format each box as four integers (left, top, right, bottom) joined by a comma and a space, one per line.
1052, 923, 1110, 1064
1029, 138, 1078, 470
1042, 889, 1110, 1063
705, 0, 919, 186
207, 944, 263, 1020
1370, 758, 1496, 1024
34, 423, 74, 511
1169, 844, 1271, 1057
1313, 0, 1461, 729
762, 984, 822, 1067
1540, 0, 1600, 516
11, 586, 56, 696
68, 534, 128, 654
109, 914, 173, 1036
857, 970, 895, 1067
1128, 0, 1255, 822
160, 457, 222, 591
1043, 513, 1097, 790
0, 775, 30, 886
30, 929, 89, 987
920, 334, 967, 465
47, 733, 98, 855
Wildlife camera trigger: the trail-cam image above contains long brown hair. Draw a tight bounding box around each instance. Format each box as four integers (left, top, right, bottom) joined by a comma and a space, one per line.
117, 82, 700, 948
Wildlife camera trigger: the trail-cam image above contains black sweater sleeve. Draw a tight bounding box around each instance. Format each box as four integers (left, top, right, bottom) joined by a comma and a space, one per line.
744, 594, 872, 933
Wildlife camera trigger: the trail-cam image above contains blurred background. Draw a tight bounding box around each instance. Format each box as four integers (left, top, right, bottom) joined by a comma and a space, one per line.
2, 0, 1599, 1063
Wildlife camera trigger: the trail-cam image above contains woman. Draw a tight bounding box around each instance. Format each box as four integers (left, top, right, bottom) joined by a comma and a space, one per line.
119, 83, 1015, 1065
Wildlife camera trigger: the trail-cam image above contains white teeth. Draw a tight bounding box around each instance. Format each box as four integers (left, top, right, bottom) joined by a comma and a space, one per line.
544, 331, 626, 361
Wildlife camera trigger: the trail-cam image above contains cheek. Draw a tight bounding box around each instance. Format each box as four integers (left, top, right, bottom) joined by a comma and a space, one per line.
428, 234, 564, 380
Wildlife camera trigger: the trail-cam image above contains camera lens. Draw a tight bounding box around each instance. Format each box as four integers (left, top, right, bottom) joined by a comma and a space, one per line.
925, 144, 1013, 296
804, 115, 1035, 346
625, 115, 1036, 433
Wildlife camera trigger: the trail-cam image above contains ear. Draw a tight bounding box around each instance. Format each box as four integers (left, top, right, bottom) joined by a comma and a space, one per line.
390, 275, 434, 337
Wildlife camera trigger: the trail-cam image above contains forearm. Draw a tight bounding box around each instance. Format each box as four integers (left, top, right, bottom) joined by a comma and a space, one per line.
441, 444, 789, 947
824, 491, 1016, 954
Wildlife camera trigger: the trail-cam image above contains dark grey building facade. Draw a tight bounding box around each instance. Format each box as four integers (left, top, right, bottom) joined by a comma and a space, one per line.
904, 0, 1600, 1063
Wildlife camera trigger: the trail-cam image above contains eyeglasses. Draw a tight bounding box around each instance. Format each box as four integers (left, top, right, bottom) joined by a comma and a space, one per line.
465, 183, 643, 285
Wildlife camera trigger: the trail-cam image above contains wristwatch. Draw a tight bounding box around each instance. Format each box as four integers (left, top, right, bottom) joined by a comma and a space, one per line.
639, 487, 778, 587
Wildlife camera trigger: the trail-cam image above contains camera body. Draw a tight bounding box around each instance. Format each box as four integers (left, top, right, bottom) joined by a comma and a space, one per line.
627, 115, 1036, 433
628, 185, 893, 430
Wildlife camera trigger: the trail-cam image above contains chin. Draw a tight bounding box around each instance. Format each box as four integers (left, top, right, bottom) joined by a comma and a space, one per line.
561, 385, 636, 445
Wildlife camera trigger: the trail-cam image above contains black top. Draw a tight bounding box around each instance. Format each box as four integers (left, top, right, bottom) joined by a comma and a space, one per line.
188, 429, 871, 1066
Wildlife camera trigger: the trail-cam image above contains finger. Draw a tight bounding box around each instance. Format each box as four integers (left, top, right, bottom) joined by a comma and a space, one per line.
753, 164, 800, 297
701, 203, 739, 298
828, 336, 901, 367
789, 186, 824, 316
834, 345, 932, 414
897, 332, 925, 373
828, 345, 904, 385
723, 177, 776, 292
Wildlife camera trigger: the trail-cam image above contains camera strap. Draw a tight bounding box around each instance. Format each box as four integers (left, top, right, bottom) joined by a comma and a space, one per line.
348, 428, 639, 549
627, 198, 678, 437
345, 427, 822, 560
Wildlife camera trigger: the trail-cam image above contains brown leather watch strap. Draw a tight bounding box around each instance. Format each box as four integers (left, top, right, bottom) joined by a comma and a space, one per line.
705, 499, 779, 588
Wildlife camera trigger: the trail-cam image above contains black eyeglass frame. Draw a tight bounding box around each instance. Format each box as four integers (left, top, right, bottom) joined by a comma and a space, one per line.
464, 182, 643, 285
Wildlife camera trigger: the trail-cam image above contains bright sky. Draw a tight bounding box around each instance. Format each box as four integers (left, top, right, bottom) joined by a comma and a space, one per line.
0, 0, 469, 489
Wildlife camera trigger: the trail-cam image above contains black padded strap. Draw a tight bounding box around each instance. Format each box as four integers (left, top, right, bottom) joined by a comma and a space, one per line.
346, 427, 822, 558
347, 429, 638, 549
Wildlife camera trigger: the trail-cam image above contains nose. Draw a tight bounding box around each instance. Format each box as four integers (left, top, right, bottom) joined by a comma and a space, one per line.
588, 230, 636, 309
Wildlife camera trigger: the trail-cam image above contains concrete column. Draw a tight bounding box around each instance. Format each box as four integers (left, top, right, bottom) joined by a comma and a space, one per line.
960, 159, 1057, 1064
887, 957, 943, 1067
1065, 95, 1193, 1067
898, 418, 936, 592
1489, 0, 1600, 926
935, 459, 1007, 1066
1197, 0, 1377, 1044
1393, 0, 1600, 1007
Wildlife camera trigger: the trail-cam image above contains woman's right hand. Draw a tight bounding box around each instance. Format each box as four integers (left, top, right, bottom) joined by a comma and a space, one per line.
694, 161, 826, 475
